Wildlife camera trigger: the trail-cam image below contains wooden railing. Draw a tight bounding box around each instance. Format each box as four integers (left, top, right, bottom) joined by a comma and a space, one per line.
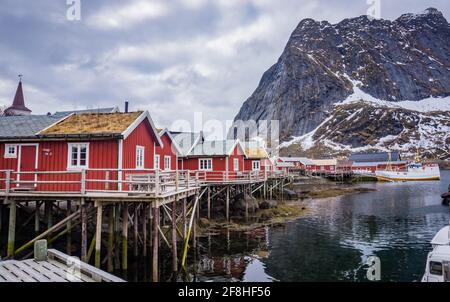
0, 168, 287, 196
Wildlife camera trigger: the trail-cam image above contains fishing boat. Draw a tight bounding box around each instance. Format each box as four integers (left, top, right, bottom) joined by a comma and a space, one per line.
422, 224, 450, 282
375, 151, 440, 181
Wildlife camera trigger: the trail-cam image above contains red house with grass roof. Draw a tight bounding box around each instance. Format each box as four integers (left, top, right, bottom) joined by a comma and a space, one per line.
0, 111, 162, 192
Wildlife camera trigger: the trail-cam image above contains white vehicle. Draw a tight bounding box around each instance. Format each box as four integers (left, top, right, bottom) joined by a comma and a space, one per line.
422, 225, 450, 282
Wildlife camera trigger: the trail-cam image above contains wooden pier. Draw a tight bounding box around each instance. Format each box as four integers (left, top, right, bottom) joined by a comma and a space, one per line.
0, 240, 124, 282
0, 168, 289, 282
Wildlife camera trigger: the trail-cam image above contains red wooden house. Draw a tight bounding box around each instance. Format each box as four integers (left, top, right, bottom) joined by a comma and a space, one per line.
180, 139, 246, 181
0, 111, 162, 192
155, 128, 182, 171
310, 159, 337, 173
242, 141, 271, 172
349, 152, 407, 174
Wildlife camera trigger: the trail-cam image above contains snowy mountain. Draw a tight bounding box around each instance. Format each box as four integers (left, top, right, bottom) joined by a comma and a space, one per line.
232, 8, 450, 159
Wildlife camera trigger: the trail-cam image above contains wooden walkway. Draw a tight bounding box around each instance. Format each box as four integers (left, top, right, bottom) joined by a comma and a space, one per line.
0, 247, 124, 282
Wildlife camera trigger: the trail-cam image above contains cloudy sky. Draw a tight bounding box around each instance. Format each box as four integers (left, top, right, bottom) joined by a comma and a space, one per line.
0, 0, 448, 132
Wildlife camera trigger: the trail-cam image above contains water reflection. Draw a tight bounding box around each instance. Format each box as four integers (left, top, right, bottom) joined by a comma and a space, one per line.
195, 171, 450, 282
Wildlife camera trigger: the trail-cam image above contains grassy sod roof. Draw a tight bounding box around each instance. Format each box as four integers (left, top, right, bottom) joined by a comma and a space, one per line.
41, 111, 143, 135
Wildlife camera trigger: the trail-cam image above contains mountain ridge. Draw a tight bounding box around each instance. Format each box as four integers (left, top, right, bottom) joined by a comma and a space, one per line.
232, 8, 450, 159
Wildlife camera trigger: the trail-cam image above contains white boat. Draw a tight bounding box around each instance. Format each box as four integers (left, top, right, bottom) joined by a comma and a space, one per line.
375, 163, 440, 181
422, 225, 450, 282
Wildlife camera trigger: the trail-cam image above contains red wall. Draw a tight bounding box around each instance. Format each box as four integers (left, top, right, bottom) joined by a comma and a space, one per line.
122, 120, 156, 170
0, 140, 118, 192
155, 133, 177, 170
228, 145, 245, 172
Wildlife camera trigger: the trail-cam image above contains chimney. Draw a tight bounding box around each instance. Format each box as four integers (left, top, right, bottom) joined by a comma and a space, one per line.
124, 101, 129, 113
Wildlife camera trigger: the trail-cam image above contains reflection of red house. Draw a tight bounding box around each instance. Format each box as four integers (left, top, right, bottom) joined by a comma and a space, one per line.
155, 128, 181, 171
0, 111, 162, 192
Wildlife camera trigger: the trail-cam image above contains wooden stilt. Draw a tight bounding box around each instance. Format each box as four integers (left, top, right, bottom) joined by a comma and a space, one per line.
0, 201, 3, 233
66, 200, 72, 255
114, 204, 121, 270
7, 199, 16, 258
148, 205, 152, 252
80, 200, 87, 262
122, 203, 129, 271
134, 205, 138, 258
207, 186, 211, 220
95, 204, 103, 268
182, 198, 187, 238
46, 201, 53, 229
152, 205, 159, 282
143, 205, 147, 257
34, 201, 40, 234
226, 186, 230, 221
107, 205, 114, 272
172, 200, 178, 273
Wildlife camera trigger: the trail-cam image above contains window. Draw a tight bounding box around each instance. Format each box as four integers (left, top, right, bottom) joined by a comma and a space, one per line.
136, 146, 145, 169
68, 143, 89, 169
252, 160, 260, 171
430, 261, 443, 275
4, 144, 17, 158
154, 154, 160, 170
164, 156, 171, 171
233, 158, 239, 171
199, 158, 212, 171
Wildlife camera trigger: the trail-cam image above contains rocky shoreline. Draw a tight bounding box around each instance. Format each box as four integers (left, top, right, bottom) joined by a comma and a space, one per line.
198, 181, 377, 233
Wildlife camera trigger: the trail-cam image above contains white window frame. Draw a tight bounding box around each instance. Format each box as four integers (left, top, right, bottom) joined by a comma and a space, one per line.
154, 154, 160, 170
4, 144, 17, 158
136, 146, 145, 169
164, 156, 171, 171
198, 158, 213, 171
67, 143, 89, 170
252, 160, 261, 171
233, 158, 239, 171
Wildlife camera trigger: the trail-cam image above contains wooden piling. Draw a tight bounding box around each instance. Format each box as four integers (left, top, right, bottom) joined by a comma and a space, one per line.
34, 201, 40, 234
7, 199, 16, 258
80, 200, 87, 262
226, 186, 230, 221
95, 204, 103, 268
142, 205, 147, 257
207, 186, 211, 220
172, 200, 177, 273
114, 204, 121, 270
0, 202, 2, 233
122, 203, 129, 271
182, 198, 187, 238
107, 205, 114, 272
45, 201, 53, 229
152, 205, 159, 282
134, 205, 138, 257
66, 200, 72, 255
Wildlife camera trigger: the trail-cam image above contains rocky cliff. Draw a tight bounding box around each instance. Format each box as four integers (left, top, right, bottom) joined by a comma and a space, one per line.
232, 8, 450, 158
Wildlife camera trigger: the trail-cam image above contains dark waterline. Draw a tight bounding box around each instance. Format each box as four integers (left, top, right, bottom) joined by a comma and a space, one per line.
194, 170, 450, 282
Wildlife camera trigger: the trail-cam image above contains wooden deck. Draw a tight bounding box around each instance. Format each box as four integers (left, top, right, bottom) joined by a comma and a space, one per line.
0, 248, 124, 282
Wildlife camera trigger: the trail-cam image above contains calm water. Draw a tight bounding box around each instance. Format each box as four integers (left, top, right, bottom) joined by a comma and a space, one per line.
194, 170, 450, 282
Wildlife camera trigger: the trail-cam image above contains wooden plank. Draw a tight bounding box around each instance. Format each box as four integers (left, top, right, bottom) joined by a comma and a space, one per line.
48, 249, 124, 282
5, 261, 50, 282
0, 265, 21, 282
2, 263, 37, 282
26, 260, 68, 282
46, 259, 92, 282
